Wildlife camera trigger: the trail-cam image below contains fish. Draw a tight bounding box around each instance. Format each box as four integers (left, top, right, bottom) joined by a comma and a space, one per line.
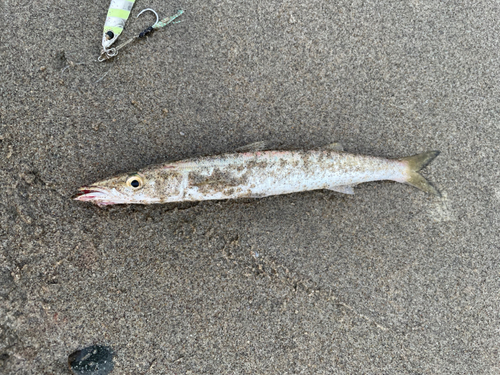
73, 142, 440, 206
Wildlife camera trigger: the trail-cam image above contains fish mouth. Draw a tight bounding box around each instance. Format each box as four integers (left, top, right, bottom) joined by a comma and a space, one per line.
73, 187, 117, 206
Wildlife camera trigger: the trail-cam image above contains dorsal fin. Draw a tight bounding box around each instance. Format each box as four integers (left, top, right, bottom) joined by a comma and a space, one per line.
321, 142, 344, 152
236, 141, 271, 152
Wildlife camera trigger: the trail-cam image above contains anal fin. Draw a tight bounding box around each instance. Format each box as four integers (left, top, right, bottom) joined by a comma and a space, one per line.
328, 185, 354, 194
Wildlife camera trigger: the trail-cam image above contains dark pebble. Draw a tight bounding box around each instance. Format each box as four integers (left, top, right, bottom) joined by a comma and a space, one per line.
68, 345, 114, 375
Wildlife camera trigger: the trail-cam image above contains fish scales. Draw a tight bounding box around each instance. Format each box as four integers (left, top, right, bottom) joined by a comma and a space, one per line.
172, 151, 403, 201
74, 147, 440, 206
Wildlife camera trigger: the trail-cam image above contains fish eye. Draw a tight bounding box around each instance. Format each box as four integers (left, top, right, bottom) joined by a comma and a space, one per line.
105, 31, 115, 40
126, 175, 144, 189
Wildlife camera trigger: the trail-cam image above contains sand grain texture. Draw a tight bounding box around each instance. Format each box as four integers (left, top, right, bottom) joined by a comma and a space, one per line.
1, 0, 499, 373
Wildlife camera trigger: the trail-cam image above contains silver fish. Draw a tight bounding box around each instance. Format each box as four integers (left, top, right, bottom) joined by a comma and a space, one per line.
74, 142, 440, 206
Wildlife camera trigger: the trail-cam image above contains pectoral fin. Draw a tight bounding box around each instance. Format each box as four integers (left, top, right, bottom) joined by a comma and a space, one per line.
328, 185, 355, 194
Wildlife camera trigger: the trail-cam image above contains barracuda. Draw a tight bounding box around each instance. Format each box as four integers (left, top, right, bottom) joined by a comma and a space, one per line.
74, 142, 440, 206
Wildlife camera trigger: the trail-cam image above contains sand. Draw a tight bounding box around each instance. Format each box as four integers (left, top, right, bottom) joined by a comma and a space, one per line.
1, 0, 499, 373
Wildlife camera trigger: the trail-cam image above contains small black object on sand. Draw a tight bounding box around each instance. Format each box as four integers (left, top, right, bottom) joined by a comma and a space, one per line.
68, 345, 114, 375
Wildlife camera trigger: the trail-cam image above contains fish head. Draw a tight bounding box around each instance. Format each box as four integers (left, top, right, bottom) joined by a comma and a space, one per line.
74, 170, 164, 206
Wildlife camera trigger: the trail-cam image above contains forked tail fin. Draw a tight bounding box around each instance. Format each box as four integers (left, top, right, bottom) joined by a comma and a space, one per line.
400, 151, 440, 196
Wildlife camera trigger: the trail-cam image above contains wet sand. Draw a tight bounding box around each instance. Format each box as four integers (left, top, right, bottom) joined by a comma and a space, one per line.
1, 0, 499, 373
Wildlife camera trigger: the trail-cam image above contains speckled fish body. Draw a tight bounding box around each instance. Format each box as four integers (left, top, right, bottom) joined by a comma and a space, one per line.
74, 146, 440, 206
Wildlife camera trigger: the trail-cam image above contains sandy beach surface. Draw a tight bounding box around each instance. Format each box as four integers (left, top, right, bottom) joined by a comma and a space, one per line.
1, 0, 499, 373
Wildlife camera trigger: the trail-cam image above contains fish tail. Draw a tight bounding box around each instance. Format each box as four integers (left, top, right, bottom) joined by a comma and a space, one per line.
400, 151, 441, 196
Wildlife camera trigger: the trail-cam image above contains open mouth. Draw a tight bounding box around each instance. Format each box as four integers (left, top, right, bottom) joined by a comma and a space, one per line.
73, 187, 104, 200
73, 187, 114, 205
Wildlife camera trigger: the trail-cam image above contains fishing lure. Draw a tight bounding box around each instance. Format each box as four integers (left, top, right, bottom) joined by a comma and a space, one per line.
99, 0, 184, 61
